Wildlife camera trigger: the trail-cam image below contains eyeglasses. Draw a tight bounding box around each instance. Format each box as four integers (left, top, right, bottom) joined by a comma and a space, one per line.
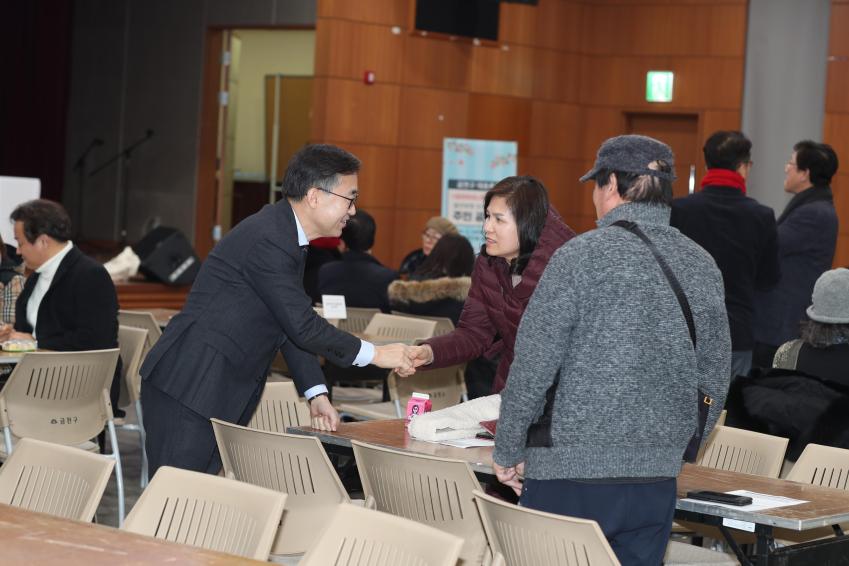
422, 230, 442, 242
319, 188, 358, 210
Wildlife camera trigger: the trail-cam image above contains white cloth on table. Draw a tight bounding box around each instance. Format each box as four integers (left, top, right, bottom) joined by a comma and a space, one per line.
408, 394, 500, 441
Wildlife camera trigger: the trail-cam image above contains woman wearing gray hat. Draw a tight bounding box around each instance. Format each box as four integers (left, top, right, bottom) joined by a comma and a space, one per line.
773, 268, 849, 385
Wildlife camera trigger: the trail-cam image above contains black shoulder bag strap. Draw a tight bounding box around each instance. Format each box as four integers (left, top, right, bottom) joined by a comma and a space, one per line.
611, 220, 711, 462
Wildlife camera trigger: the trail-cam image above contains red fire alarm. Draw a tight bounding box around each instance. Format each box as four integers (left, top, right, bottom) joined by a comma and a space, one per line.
363, 70, 376, 85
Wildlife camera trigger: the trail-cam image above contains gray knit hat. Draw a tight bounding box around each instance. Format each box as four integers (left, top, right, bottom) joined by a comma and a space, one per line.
807, 268, 849, 324
424, 216, 458, 236
579, 134, 677, 183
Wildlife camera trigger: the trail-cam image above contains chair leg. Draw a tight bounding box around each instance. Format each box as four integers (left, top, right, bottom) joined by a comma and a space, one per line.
136, 400, 148, 488
107, 420, 125, 527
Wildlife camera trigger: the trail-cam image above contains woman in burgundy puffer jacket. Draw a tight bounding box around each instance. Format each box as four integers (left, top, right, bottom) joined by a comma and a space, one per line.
403, 176, 576, 393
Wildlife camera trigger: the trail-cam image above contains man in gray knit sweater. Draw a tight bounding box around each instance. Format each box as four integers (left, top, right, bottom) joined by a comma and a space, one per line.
493, 135, 731, 566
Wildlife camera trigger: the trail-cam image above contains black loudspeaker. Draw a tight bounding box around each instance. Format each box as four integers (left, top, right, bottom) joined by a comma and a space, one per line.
132, 227, 200, 286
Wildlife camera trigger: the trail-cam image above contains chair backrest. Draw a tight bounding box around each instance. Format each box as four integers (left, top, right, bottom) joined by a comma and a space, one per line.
299, 503, 463, 566
363, 313, 437, 341
335, 307, 380, 333
246, 381, 310, 432
0, 437, 114, 522
787, 443, 849, 489
388, 364, 466, 413
118, 325, 147, 406
117, 310, 162, 356
0, 350, 120, 445
351, 439, 489, 566
123, 465, 286, 560
212, 418, 350, 554
391, 312, 455, 336
473, 489, 620, 566
697, 425, 789, 478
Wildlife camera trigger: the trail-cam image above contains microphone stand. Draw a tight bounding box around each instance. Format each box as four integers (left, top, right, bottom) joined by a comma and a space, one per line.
90, 129, 154, 245
71, 138, 103, 239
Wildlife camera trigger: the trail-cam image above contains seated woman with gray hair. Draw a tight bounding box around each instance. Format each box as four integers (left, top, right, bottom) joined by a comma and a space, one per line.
773, 267, 849, 386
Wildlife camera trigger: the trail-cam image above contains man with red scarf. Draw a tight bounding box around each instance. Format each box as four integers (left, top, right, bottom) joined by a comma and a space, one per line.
671, 130, 780, 378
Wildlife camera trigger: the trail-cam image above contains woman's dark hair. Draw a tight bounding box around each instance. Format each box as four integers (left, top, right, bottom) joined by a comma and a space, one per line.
414, 234, 474, 279
800, 320, 849, 349
10, 199, 73, 243
481, 176, 549, 275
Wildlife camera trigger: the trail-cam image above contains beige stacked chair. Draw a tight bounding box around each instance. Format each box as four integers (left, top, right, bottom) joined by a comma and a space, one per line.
697, 425, 789, 477
363, 313, 437, 342
391, 311, 455, 336
117, 325, 150, 487
0, 349, 125, 525
339, 364, 467, 420
352, 440, 490, 566
299, 503, 464, 566
473, 489, 620, 566
0, 437, 114, 522
117, 310, 162, 357
212, 419, 374, 557
123, 465, 286, 560
246, 380, 311, 432
335, 306, 380, 333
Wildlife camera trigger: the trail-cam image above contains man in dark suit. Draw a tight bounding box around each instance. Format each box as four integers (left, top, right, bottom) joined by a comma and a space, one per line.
671, 131, 780, 378
317, 209, 397, 312
140, 144, 414, 476
0, 199, 120, 404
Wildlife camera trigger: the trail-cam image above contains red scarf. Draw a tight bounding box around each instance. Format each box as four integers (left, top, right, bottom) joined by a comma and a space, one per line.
700, 169, 746, 194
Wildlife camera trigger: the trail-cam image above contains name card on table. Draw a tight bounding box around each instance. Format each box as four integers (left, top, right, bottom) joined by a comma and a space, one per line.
321, 295, 347, 319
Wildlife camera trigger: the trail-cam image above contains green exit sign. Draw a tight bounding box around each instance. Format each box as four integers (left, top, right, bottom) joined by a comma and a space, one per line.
646, 71, 674, 102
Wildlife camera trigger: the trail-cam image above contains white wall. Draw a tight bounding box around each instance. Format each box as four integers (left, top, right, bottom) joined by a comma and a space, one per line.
233, 29, 315, 181
742, 0, 831, 215
64, 0, 316, 242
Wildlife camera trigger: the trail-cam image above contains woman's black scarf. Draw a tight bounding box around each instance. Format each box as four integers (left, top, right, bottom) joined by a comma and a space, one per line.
777, 185, 833, 225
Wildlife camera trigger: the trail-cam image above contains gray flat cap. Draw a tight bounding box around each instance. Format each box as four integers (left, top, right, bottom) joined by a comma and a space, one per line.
579, 134, 677, 183
807, 267, 849, 324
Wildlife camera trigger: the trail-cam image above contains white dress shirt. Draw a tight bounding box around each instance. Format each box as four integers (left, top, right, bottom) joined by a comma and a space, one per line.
26, 241, 74, 338
291, 211, 375, 400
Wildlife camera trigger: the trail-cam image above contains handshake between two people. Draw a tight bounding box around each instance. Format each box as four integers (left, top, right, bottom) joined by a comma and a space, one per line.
372, 343, 435, 376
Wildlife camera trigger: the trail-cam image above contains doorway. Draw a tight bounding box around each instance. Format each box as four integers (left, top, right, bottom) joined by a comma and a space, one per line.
626, 113, 699, 198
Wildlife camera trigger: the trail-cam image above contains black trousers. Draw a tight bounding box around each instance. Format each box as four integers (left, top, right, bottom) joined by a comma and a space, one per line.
520, 477, 676, 566
141, 381, 263, 478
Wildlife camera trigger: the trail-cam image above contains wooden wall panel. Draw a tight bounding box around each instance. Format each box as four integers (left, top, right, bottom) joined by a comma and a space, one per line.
529, 101, 582, 159
318, 0, 407, 26
397, 87, 469, 149
522, 157, 586, 217
579, 56, 744, 110
580, 107, 626, 161
314, 78, 400, 145
825, 61, 849, 113
467, 94, 531, 155
315, 19, 404, 82
469, 44, 536, 98
402, 36, 472, 90
392, 208, 441, 268
499, 2, 540, 47
825, 0, 848, 266
823, 113, 849, 170
830, 4, 849, 56
535, 0, 583, 52
395, 148, 442, 210
532, 49, 581, 103
328, 143, 398, 209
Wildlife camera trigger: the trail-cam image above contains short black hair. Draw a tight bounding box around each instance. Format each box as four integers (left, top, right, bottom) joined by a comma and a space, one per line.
703, 130, 752, 171
482, 176, 550, 275
341, 210, 376, 252
794, 140, 839, 186
282, 144, 361, 201
10, 199, 73, 243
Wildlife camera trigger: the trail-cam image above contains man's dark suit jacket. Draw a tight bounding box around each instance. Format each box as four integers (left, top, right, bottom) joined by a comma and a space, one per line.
671, 185, 780, 351
15, 246, 119, 351
140, 199, 362, 423
317, 250, 397, 312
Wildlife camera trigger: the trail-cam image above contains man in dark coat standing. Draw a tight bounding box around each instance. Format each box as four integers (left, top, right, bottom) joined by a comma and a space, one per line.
671, 131, 780, 378
752, 140, 839, 368
140, 144, 413, 476
317, 209, 397, 312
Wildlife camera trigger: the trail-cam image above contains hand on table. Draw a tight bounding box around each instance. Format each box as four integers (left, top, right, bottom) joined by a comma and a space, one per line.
494, 461, 525, 496
309, 394, 339, 432
0, 325, 31, 342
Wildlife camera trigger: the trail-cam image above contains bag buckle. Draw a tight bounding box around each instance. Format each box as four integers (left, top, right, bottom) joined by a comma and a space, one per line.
703, 396, 713, 405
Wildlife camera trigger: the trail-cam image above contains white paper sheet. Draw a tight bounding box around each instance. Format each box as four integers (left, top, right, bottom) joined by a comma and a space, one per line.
682, 490, 808, 512
437, 438, 494, 449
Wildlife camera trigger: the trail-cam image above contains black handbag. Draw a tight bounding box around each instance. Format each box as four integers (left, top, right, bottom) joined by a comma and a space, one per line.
612, 220, 712, 463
